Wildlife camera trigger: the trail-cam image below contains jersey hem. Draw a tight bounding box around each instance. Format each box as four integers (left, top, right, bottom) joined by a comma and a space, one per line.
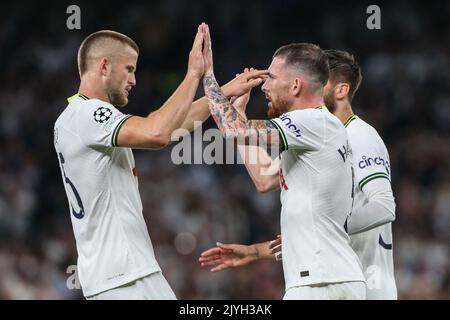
285, 277, 366, 291
82, 264, 161, 297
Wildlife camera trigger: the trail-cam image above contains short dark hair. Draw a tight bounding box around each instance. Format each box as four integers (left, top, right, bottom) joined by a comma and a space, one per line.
325, 49, 362, 102
273, 43, 329, 92
78, 30, 139, 76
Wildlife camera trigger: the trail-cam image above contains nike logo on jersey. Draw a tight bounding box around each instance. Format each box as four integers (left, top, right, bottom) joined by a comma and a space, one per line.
378, 234, 392, 250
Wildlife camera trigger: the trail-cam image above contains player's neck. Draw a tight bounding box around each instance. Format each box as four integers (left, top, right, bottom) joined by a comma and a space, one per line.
79, 76, 111, 104
289, 95, 324, 111
334, 101, 354, 124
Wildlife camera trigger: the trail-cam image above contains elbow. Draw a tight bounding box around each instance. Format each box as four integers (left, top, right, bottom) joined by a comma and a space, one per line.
145, 132, 171, 149
255, 184, 270, 193
384, 196, 396, 222
255, 181, 275, 193
256, 185, 270, 193
375, 197, 397, 222
388, 202, 396, 222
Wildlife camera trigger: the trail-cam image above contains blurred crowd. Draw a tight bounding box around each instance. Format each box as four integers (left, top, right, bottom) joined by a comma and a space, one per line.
0, 1, 448, 299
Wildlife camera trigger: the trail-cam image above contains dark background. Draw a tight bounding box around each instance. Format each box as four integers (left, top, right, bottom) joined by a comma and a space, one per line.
0, 0, 448, 299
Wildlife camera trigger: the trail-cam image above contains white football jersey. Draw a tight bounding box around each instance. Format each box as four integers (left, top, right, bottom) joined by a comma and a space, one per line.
345, 115, 397, 299
271, 107, 365, 290
54, 93, 161, 297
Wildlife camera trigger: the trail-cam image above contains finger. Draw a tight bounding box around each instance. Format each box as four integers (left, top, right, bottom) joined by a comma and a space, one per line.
268, 238, 281, 249
244, 78, 263, 89
199, 253, 222, 262
201, 259, 222, 267
200, 247, 222, 257
269, 244, 282, 254
192, 24, 204, 50
245, 69, 269, 79
211, 264, 229, 272
277, 234, 281, 238
203, 23, 211, 52
275, 251, 282, 261
216, 242, 235, 251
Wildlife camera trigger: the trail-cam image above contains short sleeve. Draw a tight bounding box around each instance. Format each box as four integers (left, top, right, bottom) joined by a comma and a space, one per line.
270, 109, 324, 152
77, 100, 133, 148
353, 137, 391, 191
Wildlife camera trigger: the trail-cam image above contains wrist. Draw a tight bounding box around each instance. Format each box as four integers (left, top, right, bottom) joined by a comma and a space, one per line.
221, 82, 232, 98
247, 244, 261, 261
204, 69, 214, 78
185, 72, 201, 82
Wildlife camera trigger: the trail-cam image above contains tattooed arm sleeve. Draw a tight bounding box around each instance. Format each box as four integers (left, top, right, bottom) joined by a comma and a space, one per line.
203, 73, 282, 152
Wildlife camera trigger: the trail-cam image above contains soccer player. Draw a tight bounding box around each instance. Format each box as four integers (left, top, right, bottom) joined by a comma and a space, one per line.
200, 50, 397, 300
53, 24, 266, 300
201, 24, 366, 299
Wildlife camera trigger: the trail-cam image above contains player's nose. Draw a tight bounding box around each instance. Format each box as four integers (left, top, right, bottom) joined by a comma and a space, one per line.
261, 80, 268, 93
129, 73, 136, 86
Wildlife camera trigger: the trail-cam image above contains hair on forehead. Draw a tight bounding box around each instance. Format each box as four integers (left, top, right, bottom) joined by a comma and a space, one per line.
273, 43, 329, 92
325, 49, 362, 102
78, 30, 139, 76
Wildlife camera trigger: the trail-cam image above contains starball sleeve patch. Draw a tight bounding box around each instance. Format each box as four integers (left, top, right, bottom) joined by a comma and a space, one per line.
93, 107, 113, 123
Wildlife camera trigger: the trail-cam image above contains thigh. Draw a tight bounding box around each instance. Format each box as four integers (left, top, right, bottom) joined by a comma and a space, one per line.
327, 282, 366, 300
283, 285, 328, 300
139, 272, 177, 300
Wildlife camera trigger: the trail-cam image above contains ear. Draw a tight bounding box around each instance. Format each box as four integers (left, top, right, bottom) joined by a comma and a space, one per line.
335, 83, 350, 101
292, 78, 302, 96
99, 57, 109, 76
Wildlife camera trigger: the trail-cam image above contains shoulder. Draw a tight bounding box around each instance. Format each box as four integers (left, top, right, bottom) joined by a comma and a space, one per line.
75, 99, 122, 123
277, 107, 330, 126
347, 117, 387, 151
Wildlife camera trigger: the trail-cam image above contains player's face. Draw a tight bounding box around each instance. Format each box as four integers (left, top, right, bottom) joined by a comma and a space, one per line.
105, 46, 138, 107
323, 80, 337, 113
261, 57, 292, 118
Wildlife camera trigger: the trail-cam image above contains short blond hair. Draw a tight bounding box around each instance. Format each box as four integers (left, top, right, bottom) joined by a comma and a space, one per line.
77, 30, 139, 76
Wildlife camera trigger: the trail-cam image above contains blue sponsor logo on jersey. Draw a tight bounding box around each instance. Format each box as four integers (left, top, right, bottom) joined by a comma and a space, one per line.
359, 156, 390, 174
279, 114, 301, 138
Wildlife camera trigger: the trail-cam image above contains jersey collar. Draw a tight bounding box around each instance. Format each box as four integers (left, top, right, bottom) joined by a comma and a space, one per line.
67, 93, 90, 103
344, 114, 358, 128
316, 105, 329, 112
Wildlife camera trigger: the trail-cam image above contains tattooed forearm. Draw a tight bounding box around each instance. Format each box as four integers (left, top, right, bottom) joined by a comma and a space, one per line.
203, 74, 280, 150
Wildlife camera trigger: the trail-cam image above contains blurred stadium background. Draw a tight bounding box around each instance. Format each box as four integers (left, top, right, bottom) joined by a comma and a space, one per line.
0, 0, 448, 299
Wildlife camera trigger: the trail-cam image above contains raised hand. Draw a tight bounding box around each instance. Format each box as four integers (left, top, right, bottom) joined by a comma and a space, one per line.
230, 68, 257, 116
187, 23, 206, 80
199, 242, 259, 272
202, 23, 214, 76
223, 68, 269, 99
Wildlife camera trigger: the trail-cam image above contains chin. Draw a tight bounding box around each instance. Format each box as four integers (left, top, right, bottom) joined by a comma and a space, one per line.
267, 106, 281, 119
113, 96, 128, 107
